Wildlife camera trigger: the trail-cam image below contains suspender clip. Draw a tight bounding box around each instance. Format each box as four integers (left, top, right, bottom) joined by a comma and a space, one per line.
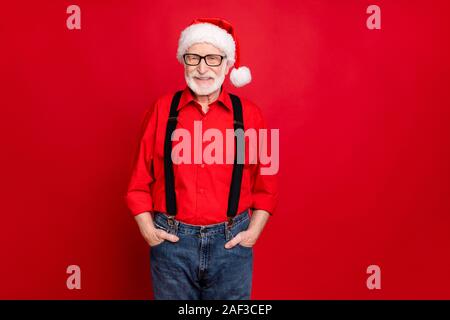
227, 216, 234, 229
167, 215, 175, 227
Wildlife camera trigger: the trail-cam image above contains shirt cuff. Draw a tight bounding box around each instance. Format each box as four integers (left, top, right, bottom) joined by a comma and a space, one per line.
125, 192, 153, 216
251, 195, 278, 216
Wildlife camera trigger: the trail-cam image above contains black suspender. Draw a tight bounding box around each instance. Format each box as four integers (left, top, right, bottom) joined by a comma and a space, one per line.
163, 90, 245, 225
226, 94, 244, 224
164, 90, 183, 216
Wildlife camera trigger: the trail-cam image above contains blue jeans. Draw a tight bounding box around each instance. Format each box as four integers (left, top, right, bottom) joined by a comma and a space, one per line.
150, 209, 253, 300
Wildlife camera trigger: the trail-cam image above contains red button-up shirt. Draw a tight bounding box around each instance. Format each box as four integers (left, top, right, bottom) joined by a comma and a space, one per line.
125, 85, 278, 225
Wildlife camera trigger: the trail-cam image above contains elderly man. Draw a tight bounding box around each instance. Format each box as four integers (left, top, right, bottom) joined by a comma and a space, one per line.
125, 18, 278, 300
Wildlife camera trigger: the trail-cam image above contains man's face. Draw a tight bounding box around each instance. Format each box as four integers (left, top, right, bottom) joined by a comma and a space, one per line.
184, 42, 232, 96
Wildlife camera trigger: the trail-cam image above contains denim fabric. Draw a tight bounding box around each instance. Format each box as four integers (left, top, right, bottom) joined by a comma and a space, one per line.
150, 210, 253, 300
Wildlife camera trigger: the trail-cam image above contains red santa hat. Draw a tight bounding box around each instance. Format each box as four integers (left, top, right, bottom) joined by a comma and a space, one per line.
176, 18, 252, 87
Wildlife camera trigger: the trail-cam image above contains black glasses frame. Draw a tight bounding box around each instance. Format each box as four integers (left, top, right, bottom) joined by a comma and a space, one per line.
183, 53, 226, 66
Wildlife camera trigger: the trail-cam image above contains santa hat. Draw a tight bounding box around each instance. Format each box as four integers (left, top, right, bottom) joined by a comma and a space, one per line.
176, 18, 252, 87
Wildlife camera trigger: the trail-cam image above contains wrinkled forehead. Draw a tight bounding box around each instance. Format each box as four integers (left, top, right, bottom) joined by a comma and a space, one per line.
186, 42, 225, 55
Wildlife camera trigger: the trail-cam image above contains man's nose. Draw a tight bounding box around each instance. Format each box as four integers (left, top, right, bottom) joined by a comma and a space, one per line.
197, 59, 208, 73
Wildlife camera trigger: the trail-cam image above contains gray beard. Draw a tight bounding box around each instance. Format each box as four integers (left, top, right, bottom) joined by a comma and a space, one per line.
185, 72, 226, 96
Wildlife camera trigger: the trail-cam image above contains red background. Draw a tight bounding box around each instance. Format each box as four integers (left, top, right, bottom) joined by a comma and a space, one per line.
1, 0, 449, 299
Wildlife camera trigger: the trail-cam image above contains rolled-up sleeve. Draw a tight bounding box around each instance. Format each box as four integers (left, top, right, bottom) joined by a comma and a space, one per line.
250, 107, 279, 216
125, 101, 158, 216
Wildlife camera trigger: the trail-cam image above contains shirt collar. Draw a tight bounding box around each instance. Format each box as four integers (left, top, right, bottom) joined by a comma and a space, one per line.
177, 85, 233, 111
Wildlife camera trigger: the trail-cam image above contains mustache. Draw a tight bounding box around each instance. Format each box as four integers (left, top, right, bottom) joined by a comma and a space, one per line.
189, 73, 216, 79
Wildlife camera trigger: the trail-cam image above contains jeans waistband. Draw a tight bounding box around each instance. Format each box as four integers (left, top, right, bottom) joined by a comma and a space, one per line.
153, 209, 250, 236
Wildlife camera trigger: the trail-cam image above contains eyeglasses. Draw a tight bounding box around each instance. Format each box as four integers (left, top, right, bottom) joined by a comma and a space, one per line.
183, 53, 226, 67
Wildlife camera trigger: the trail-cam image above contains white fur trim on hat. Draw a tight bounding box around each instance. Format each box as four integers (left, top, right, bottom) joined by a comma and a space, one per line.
230, 66, 252, 87
177, 23, 236, 64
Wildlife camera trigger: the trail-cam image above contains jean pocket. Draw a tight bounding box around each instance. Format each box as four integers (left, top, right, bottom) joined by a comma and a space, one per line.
230, 219, 253, 250
154, 220, 169, 232
238, 242, 253, 250
150, 238, 166, 248
150, 222, 170, 248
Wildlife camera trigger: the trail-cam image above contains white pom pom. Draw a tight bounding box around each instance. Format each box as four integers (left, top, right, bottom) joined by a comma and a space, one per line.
230, 66, 252, 87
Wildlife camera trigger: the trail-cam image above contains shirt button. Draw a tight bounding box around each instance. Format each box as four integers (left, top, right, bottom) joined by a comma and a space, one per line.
200, 164, 205, 168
